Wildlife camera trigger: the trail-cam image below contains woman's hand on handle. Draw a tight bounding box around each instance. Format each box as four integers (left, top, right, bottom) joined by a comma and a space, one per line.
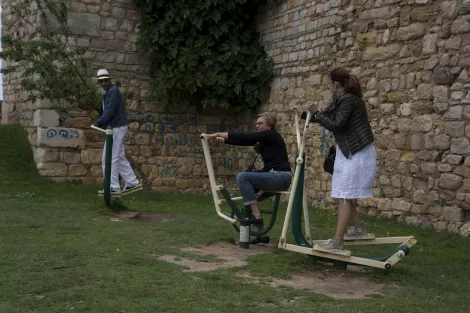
201, 133, 225, 145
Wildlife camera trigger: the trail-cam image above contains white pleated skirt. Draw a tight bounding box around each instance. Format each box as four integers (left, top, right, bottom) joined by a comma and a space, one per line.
331, 143, 376, 199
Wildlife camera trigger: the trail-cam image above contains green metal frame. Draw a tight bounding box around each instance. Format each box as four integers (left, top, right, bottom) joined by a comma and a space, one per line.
291, 152, 310, 247
219, 188, 281, 237
103, 127, 113, 207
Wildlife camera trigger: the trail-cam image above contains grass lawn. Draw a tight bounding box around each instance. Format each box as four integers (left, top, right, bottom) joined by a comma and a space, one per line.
1, 124, 469, 313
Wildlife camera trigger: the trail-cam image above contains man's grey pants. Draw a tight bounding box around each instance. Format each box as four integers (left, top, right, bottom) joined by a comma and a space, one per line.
102, 126, 139, 191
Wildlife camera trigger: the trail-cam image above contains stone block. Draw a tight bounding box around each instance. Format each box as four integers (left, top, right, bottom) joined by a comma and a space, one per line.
411, 6, 437, 22
81, 149, 103, 164
104, 18, 118, 31
445, 122, 465, 137
438, 173, 463, 190
433, 85, 449, 103
396, 23, 426, 41
356, 31, 377, 45
387, 91, 409, 103
376, 198, 392, 211
421, 162, 437, 174
111, 7, 126, 18
428, 205, 443, 217
405, 216, 421, 226
71, 117, 92, 128
68, 12, 101, 37
451, 16, 470, 34
391, 199, 412, 211
422, 34, 438, 55
362, 43, 401, 61
37, 127, 85, 148
359, 7, 390, 20
434, 134, 451, 149
460, 221, 470, 236
454, 165, 470, 177
451, 137, 470, 154
437, 221, 449, 230
68, 164, 88, 176
443, 206, 464, 222
134, 133, 150, 145
441, 1, 459, 18
33, 110, 59, 127
62, 152, 81, 164
411, 115, 433, 132
37, 163, 67, 176
34, 147, 58, 163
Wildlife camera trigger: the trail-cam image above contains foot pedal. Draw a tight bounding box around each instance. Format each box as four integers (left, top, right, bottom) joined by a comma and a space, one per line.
312, 244, 352, 257
97, 191, 122, 198
344, 233, 376, 241
122, 185, 143, 196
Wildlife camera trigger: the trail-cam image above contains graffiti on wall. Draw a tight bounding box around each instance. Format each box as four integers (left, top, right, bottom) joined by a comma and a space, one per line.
162, 166, 178, 177
46, 128, 80, 139
38, 127, 84, 148
319, 127, 334, 154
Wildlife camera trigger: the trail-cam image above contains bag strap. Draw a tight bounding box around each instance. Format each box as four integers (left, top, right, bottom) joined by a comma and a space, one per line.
246, 153, 259, 172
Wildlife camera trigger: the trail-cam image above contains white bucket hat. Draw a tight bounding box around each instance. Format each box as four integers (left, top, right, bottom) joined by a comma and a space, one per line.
96, 69, 110, 80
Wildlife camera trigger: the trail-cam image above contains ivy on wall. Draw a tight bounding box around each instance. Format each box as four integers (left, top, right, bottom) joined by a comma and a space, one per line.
136, 0, 275, 114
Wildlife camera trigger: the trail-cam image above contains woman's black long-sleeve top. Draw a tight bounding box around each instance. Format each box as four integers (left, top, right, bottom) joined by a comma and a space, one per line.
303, 93, 374, 158
226, 129, 291, 172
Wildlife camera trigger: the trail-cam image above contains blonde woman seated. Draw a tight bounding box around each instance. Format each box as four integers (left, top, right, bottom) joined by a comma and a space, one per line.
201, 113, 292, 227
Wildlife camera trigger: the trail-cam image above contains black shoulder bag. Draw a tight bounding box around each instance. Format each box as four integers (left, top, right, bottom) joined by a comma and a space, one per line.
320, 128, 335, 175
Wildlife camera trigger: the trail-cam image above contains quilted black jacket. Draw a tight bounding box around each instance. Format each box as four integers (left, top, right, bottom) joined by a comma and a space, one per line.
304, 93, 374, 158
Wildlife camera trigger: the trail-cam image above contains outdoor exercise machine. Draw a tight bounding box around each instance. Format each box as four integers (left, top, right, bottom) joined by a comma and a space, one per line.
91, 125, 143, 210
201, 112, 417, 270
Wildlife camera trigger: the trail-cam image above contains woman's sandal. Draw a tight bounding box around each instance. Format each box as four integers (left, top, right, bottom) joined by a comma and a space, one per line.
250, 235, 270, 244
239, 216, 263, 225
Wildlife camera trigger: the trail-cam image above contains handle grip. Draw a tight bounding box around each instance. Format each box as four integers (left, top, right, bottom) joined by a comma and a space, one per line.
91, 125, 107, 133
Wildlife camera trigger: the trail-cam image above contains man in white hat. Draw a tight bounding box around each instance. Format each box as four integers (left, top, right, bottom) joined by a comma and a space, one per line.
93, 69, 142, 195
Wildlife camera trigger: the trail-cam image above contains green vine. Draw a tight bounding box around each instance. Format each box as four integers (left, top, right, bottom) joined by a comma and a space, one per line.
0, 0, 101, 110
136, 0, 275, 114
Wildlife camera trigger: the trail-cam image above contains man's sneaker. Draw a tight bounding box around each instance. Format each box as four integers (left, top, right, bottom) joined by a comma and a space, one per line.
320, 238, 344, 251
346, 224, 367, 237
122, 183, 142, 195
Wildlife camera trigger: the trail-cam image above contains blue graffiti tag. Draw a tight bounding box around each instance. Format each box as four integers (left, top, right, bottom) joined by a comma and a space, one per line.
46, 128, 79, 139
128, 112, 142, 121
140, 123, 153, 132
319, 127, 334, 155
193, 146, 215, 154
159, 114, 180, 123
156, 124, 167, 132
46, 129, 57, 138
183, 114, 202, 124
211, 156, 233, 169
169, 124, 178, 132
144, 113, 156, 122
58, 129, 69, 138
154, 134, 197, 146
162, 167, 178, 177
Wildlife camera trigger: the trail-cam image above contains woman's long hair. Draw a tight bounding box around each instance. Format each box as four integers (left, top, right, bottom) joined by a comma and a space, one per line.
330, 67, 363, 98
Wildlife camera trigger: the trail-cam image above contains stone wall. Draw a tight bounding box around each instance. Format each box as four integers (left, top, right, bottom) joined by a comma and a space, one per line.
1, 0, 258, 192
2, 0, 470, 236
255, 0, 470, 235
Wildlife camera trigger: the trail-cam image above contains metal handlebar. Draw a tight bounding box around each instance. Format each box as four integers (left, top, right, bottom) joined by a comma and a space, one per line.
91, 125, 107, 133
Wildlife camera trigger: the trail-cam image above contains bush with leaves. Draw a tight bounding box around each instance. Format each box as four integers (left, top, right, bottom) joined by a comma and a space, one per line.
0, 0, 101, 110
136, 0, 275, 114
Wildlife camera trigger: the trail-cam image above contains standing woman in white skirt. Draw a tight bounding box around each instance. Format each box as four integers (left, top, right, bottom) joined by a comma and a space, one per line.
300, 67, 376, 251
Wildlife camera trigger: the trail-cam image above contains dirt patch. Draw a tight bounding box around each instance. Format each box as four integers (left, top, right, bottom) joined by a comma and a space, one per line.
110, 211, 175, 222
237, 271, 387, 299
157, 241, 392, 299
158, 241, 274, 272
